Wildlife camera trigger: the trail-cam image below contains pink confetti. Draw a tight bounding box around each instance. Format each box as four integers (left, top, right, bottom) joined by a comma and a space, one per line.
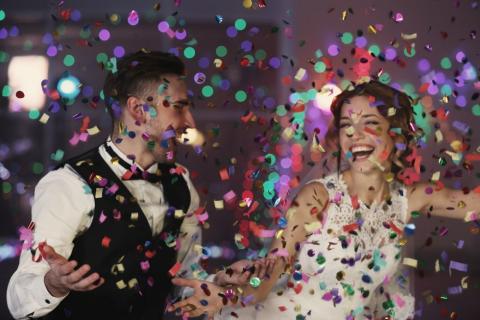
99, 211, 107, 223
18, 226, 34, 250
107, 183, 119, 195
140, 260, 150, 272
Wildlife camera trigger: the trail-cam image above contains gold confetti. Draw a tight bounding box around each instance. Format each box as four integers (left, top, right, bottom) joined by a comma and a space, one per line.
403, 257, 418, 268
39, 113, 50, 124
95, 188, 103, 199
116, 280, 127, 289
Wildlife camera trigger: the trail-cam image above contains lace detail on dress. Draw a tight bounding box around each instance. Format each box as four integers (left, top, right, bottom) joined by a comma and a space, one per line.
312, 174, 408, 248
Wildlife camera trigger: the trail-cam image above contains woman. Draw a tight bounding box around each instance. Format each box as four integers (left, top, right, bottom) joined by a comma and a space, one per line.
169, 80, 479, 320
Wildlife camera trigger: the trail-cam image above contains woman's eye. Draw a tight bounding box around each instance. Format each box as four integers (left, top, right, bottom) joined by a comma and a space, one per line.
366, 121, 379, 126
339, 123, 350, 128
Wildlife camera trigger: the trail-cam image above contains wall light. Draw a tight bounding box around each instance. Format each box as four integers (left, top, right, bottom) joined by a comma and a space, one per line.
8, 55, 48, 111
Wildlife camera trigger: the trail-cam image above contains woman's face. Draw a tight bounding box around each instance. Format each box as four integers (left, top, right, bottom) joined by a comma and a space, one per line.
338, 95, 395, 174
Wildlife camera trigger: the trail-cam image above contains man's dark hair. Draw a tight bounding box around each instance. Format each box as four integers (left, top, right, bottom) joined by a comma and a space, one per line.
103, 50, 186, 125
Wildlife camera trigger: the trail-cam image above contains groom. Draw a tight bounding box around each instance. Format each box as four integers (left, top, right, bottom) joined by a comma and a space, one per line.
7, 50, 263, 320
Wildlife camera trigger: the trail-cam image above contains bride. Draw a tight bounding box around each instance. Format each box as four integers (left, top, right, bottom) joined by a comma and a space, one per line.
169, 80, 479, 320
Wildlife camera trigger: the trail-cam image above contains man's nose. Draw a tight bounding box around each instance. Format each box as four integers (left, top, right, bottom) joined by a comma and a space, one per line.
184, 109, 196, 128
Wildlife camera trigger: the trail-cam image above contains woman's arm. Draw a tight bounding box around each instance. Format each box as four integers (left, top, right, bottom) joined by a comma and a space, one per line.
169, 181, 329, 318
407, 182, 479, 221
240, 181, 329, 303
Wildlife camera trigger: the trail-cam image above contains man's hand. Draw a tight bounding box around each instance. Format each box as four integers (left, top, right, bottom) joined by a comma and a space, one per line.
169, 278, 225, 319
214, 257, 276, 286
41, 243, 105, 297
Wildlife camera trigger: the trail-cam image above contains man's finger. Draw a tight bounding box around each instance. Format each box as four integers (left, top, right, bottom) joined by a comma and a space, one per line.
72, 272, 100, 291
57, 260, 77, 275
42, 244, 67, 266
65, 264, 91, 284
83, 277, 105, 291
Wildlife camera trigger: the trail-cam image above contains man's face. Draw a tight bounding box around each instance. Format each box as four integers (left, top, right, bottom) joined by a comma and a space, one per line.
338, 95, 394, 174
144, 74, 195, 162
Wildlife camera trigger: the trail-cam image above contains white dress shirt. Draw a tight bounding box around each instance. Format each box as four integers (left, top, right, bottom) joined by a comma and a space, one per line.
7, 139, 203, 319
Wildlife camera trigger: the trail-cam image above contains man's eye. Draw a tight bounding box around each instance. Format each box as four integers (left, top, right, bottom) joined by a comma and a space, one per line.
365, 121, 379, 126
339, 123, 350, 128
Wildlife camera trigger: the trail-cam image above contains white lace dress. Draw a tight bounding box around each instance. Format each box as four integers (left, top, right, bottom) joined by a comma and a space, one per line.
216, 174, 415, 320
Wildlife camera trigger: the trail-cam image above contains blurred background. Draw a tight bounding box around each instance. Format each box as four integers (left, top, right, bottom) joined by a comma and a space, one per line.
0, 0, 479, 319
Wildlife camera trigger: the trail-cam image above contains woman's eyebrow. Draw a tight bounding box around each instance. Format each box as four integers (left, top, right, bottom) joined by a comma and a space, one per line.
361, 114, 380, 119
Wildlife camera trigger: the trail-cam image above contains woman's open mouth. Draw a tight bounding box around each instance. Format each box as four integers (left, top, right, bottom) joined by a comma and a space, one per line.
350, 145, 375, 161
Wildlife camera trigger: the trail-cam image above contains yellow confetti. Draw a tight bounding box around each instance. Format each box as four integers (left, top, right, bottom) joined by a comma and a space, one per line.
368, 157, 385, 171
275, 229, 284, 239
294, 68, 307, 81
403, 257, 418, 268
116, 280, 127, 289
242, 0, 253, 9
128, 278, 138, 289
387, 107, 396, 116
384, 172, 395, 182
341, 10, 348, 20
282, 127, 294, 141
115, 194, 125, 203
450, 140, 463, 152
39, 113, 50, 124
401, 33, 417, 40
214, 200, 224, 209
368, 24, 377, 34
431, 171, 440, 182
130, 212, 139, 221
435, 130, 443, 143
87, 126, 100, 135
95, 188, 103, 199
461, 276, 469, 289
435, 259, 440, 272
174, 209, 185, 218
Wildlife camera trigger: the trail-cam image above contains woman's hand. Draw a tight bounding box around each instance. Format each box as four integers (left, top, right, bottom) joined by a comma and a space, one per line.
169, 278, 226, 319
214, 257, 276, 286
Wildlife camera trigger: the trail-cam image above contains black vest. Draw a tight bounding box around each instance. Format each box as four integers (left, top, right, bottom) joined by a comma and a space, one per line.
42, 146, 190, 320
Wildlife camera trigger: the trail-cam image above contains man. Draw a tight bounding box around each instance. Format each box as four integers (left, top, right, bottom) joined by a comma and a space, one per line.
7, 50, 262, 320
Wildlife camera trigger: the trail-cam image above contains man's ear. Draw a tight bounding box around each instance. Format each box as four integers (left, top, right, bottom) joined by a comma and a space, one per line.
126, 96, 146, 123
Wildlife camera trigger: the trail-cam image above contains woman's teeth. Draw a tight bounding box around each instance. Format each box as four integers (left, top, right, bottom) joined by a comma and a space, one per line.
351, 146, 374, 160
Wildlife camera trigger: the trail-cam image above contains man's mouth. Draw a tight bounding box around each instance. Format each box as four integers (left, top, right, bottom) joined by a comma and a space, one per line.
350, 145, 375, 161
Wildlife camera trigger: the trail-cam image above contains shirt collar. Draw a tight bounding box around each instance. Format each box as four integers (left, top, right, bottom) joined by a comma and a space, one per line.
104, 137, 158, 174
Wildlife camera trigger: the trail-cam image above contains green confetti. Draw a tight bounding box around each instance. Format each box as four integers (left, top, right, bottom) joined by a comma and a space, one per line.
28, 110, 40, 120
234, 18, 247, 31
472, 104, 480, 116
440, 57, 452, 69
314, 61, 326, 73
2, 85, 11, 97
183, 47, 196, 59
201, 85, 214, 98
235, 90, 247, 103
32, 162, 44, 175
216, 45, 228, 58
341, 32, 353, 44
63, 54, 75, 67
